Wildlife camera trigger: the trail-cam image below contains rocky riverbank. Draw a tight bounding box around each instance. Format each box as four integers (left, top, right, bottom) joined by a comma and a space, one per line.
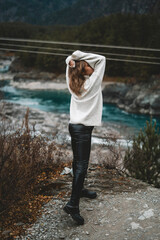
102, 77, 160, 116
0, 101, 121, 139
0, 101, 127, 168
9, 62, 160, 116
1, 56, 160, 116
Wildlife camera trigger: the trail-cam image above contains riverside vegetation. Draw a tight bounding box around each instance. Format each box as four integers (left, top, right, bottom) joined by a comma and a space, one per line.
124, 119, 160, 188
0, 13, 160, 79
0, 107, 71, 238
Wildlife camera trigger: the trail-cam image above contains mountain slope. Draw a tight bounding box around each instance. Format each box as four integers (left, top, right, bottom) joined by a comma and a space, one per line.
51, 0, 160, 25
0, 0, 159, 25
0, 0, 79, 25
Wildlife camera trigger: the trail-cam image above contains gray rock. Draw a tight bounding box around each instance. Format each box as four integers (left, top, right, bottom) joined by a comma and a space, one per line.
103, 82, 130, 104
102, 80, 160, 115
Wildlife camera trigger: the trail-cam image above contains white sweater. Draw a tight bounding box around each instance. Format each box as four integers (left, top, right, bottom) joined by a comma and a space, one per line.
65, 50, 106, 126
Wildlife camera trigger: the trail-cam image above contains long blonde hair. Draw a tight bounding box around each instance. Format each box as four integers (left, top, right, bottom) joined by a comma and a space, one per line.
68, 60, 86, 96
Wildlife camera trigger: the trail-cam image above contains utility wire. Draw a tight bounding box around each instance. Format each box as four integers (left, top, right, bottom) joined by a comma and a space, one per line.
1, 47, 160, 65
0, 42, 160, 60
94, 51, 160, 60
0, 43, 73, 53
0, 37, 160, 52
0, 47, 68, 56
105, 57, 160, 65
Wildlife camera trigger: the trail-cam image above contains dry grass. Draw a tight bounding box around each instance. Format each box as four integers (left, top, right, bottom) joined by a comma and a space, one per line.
0, 107, 71, 239
91, 134, 125, 171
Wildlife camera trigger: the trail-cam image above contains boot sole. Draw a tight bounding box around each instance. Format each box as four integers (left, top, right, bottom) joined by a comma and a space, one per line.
63, 206, 84, 225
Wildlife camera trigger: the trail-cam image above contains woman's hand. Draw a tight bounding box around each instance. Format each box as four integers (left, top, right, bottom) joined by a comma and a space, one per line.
69, 60, 76, 68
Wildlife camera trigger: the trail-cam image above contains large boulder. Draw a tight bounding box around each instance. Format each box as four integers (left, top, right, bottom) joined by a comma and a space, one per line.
102, 82, 130, 104
102, 80, 160, 115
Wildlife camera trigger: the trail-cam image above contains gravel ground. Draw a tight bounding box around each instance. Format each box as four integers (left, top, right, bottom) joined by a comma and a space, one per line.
14, 166, 160, 240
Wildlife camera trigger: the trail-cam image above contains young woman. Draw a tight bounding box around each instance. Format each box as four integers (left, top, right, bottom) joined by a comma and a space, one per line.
63, 50, 106, 225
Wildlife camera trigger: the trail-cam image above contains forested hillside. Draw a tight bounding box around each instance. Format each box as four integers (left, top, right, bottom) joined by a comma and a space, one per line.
0, 14, 160, 78
50, 0, 160, 25
0, 0, 79, 25
0, 0, 159, 25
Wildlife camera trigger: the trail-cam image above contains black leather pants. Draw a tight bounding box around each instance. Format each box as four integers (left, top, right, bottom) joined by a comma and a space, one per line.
68, 123, 94, 206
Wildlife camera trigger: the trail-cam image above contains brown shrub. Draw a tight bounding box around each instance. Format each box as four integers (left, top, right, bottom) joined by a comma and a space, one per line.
91, 134, 125, 170
0, 107, 69, 212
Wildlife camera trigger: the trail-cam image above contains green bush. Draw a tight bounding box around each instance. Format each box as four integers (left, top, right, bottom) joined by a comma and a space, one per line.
124, 119, 160, 188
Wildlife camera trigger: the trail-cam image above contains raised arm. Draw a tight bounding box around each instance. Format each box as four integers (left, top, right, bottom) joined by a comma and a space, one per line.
70, 50, 105, 69
65, 50, 106, 95
71, 50, 106, 90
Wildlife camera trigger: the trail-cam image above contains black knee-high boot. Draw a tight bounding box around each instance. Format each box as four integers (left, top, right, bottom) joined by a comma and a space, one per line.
63, 124, 93, 225
68, 123, 93, 206
71, 138, 97, 200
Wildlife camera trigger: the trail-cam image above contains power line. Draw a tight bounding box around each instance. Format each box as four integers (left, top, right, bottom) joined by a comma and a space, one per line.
0, 42, 160, 60
106, 57, 160, 65
0, 47, 68, 56
0, 37, 160, 52
1, 47, 160, 65
94, 51, 160, 60
0, 43, 73, 52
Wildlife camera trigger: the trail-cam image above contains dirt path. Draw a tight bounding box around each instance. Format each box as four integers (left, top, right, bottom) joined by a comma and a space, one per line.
14, 165, 160, 240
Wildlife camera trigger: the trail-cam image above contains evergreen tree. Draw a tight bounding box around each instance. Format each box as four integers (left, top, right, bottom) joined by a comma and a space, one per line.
124, 119, 160, 188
